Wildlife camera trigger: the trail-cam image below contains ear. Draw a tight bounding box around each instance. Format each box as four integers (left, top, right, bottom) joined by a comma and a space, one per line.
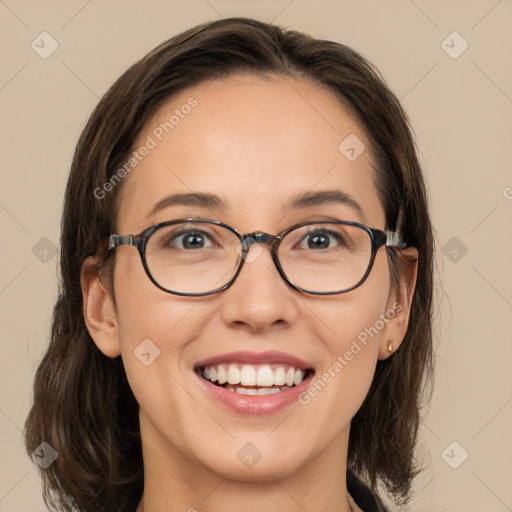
80, 256, 121, 358
378, 247, 419, 360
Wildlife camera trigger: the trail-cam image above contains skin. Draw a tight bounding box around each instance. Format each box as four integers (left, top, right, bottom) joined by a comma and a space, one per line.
81, 74, 417, 512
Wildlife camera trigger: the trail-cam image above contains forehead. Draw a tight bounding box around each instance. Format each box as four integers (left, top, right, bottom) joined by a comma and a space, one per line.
117, 74, 384, 232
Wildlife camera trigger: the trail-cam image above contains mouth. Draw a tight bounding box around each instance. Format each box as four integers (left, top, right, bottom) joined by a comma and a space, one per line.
194, 351, 316, 415
195, 363, 314, 395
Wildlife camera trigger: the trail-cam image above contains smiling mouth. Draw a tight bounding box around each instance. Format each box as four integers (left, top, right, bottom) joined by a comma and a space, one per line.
196, 363, 314, 395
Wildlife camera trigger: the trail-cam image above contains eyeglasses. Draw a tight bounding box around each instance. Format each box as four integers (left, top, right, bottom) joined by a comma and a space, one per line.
108, 219, 404, 296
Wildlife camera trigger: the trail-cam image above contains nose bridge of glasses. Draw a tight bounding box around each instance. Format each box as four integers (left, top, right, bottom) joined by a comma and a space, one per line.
241, 231, 276, 251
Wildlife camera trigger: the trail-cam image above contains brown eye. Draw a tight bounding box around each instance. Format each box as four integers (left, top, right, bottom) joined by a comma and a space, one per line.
168, 230, 212, 250
298, 229, 345, 250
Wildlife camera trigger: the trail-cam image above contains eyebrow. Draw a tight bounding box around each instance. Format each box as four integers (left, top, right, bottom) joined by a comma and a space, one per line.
146, 189, 364, 220
284, 190, 365, 219
146, 192, 227, 219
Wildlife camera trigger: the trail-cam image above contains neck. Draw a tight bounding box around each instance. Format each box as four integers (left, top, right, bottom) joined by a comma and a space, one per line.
136, 417, 356, 512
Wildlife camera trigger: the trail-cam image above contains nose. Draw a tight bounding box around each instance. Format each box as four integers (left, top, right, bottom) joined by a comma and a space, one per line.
219, 241, 299, 333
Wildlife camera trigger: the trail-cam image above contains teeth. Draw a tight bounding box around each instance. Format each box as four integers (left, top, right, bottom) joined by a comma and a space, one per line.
217, 365, 228, 385
258, 387, 281, 395
201, 363, 309, 389
294, 369, 305, 386
273, 366, 286, 385
224, 385, 292, 395
240, 365, 257, 386
256, 365, 274, 387
227, 364, 240, 385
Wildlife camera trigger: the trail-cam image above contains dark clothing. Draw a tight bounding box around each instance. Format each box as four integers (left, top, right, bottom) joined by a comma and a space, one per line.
347, 471, 389, 512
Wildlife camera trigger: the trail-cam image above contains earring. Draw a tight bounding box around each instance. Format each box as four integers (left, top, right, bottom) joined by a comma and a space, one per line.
387, 339, 394, 352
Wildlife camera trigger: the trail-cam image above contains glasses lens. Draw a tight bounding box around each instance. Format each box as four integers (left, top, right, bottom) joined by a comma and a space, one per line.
278, 223, 372, 293
145, 221, 241, 294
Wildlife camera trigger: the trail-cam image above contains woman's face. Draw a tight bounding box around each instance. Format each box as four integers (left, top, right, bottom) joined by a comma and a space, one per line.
86, 74, 413, 482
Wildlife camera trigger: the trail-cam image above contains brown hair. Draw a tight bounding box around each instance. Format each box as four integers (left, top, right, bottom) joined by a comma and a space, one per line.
24, 17, 434, 511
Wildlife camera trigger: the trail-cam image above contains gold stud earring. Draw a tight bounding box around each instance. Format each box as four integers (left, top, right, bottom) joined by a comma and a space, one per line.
387, 339, 394, 352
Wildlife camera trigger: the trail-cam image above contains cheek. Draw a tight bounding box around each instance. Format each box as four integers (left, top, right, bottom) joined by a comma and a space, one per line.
112, 254, 199, 376
323, 250, 392, 346
305, 251, 392, 407
112, 259, 202, 442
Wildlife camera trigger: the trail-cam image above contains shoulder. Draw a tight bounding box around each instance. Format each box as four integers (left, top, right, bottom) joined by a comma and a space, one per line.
347, 470, 389, 512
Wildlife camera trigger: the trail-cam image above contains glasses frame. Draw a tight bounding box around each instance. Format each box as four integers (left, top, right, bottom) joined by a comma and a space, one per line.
108, 218, 405, 296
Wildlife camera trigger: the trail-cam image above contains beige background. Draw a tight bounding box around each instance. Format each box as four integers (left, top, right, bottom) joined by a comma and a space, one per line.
1, 1, 511, 511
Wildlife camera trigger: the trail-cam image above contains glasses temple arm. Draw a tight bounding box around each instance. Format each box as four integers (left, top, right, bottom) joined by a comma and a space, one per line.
108, 234, 135, 250
386, 231, 406, 249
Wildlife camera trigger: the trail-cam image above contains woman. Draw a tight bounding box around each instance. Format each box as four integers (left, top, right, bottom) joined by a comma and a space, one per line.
24, 17, 434, 512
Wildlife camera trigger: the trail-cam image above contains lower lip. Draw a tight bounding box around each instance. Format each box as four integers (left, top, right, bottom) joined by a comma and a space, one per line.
195, 372, 314, 415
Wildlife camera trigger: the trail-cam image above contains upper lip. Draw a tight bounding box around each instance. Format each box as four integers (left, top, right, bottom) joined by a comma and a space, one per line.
194, 350, 313, 370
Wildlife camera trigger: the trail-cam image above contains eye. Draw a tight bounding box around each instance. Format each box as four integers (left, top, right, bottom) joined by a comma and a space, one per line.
166, 229, 215, 250
298, 229, 347, 250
